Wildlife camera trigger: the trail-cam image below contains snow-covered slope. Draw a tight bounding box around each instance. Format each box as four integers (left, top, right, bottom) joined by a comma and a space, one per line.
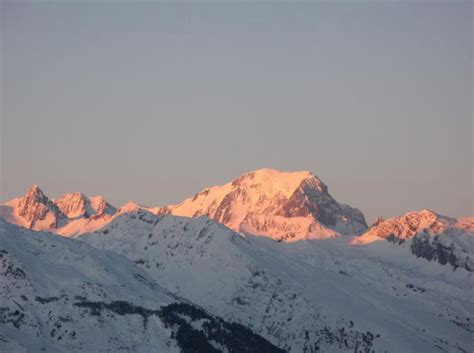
80, 210, 474, 353
356, 210, 474, 271
0, 219, 284, 353
156, 168, 368, 241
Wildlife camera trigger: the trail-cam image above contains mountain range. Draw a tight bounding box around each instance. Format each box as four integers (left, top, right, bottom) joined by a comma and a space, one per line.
1, 169, 367, 240
1, 168, 473, 353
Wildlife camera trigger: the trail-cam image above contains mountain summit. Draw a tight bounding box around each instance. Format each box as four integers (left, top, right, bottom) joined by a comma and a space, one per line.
0, 186, 116, 236
55, 192, 116, 219
0, 169, 367, 240
356, 209, 474, 271
157, 168, 368, 241
5, 185, 64, 230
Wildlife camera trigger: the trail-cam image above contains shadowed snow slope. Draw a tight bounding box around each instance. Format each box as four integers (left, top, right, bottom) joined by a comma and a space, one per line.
156, 168, 368, 241
80, 210, 474, 353
0, 219, 284, 353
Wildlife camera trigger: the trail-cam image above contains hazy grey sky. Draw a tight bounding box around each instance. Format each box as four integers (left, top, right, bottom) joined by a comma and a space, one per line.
1, 1, 472, 223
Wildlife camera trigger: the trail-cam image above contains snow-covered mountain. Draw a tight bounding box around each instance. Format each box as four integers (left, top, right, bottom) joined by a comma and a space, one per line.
2, 171, 473, 352
0, 219, 284, 353
156, 168, 368, 241
0, 186, 117, 237
0, 169, 368, 241
80, 209, 474, 353
356, 210, 474, 271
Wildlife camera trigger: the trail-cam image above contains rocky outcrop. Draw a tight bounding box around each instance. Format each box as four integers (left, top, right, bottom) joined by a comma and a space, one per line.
359, 210, 474, 271
55, 193, 116, 219
410, 231, 474, 271
15, 185, 64, 229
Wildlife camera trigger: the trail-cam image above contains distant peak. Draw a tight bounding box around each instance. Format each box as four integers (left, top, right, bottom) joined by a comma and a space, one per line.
357, 209, 458, 244
24, 184, 48, 201
57, 192, 86, 200
246, 168, 313, 179
118, 201, 150, 214
237, 168, 319, 188
165, 167, 367, 240
370, 216, 386, 228
26, 184, 44, 195
405, 209, 447, 221
417, 208, 438, 216
121, 201, 140, 208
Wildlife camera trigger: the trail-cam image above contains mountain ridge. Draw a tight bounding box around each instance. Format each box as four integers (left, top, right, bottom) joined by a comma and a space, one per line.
0, 185, 119, 236
1, 169, 471, 244
1, 170, 473, 352
0, 218, 285, 353
355, 209, 474, 271
78, 209, 474, 353
1, 168, 368, 240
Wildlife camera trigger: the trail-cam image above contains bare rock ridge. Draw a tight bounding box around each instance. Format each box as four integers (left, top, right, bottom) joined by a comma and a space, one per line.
55, 192, 116, 219
0, 185, 117, 236
357, 209, 474, 271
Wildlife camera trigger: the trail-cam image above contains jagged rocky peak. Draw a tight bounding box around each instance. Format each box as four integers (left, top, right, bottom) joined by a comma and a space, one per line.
16, 185, 62, 228
117, 201, 152, 215
90, 195, 116, 216
160, 168, 368, 241
357, 210, 474, 271
23, 184, 47, 200
54, 192, 90, 219
18, 185, 49, 211
0, 186, 117, 234
54, 192, 116, 219
362, 209, 456, 242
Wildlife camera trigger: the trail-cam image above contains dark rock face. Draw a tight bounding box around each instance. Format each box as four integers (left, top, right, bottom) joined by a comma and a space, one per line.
277, 186, 320, 219
214, 190, 241, 225
410, 232, 473, 272
278, 178, 368, 233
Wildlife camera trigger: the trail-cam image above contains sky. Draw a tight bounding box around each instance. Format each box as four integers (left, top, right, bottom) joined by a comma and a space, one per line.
1, 1, 472, 223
